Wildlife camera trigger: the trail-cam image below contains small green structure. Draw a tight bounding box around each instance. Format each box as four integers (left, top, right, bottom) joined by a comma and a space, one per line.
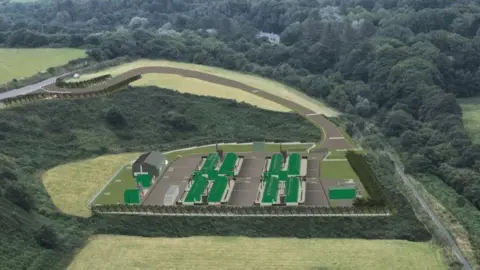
136, 173, 152, 188
287, 153, 300, 176
207, 176, 228, 203
218, 153, 238, 176
201, 153, 219, 172
184, 174, 209, 203
285, 177, 300, 203
328, 187, 356, 200
262, 175, 280, 203
123, 189, 140, 204
269, 153, 283, 174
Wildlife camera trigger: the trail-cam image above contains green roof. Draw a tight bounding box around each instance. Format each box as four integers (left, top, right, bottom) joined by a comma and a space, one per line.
287, 153, 301, 176
184, 174, 208, 203
123, 189, 140, 204
207, 176, 228, 202
262, 175, 279, 203
285, 177, 299, 203
328, 187, 356, 200
136, 174, 152, 188
218, 153, 238, 176
201, 153, 219, 172
269, 154, 283, 174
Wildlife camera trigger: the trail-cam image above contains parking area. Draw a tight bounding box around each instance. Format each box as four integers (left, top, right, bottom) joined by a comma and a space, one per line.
141, 152, 349, 207
303, 153, 329, 206
142, 155, 201, 205
228, 153, 267, 205
304, 182, 330, 206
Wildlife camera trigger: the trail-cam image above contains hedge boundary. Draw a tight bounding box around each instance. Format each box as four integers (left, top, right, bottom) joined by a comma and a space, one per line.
91, 204, 391, 216
346, 151, 387, 206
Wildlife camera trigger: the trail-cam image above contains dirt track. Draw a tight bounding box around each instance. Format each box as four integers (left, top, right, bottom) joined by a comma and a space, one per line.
43, 66, 352, 149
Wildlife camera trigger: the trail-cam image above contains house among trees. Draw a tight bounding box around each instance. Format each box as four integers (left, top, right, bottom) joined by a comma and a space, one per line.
132, 151, 168, 178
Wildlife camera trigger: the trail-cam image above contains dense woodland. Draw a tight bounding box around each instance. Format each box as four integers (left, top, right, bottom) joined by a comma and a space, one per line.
1, 0, 480, 267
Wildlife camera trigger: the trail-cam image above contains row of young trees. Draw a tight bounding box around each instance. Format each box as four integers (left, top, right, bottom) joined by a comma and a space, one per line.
55, 74, 112, 88
91, 204, 390, 216
1, 75, 142, 107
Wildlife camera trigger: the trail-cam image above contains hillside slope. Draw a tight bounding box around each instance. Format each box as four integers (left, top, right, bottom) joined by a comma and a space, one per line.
0, 86, 320, 269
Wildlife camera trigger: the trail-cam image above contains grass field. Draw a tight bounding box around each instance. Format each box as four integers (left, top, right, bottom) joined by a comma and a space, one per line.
68, 235, 446, 270
0, 48, 86, 85
459, 97, 480, 144
132, 74, 289, 112
325, 149, 368, 160
325, 150, 348, 160
70, 59, 339, 116
321, 160, 359, 180
42, 143, 314, 216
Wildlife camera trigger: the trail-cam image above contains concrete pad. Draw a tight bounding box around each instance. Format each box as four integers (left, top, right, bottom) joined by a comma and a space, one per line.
304, 182, 329, 207
228, 181, 260, 206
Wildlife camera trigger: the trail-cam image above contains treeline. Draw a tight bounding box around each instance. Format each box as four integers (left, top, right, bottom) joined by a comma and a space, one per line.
346, 151, 387, 207
55, 74, 112, 88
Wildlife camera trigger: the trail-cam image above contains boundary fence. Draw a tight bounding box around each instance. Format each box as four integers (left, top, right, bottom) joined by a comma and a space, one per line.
91, 204, 391, 217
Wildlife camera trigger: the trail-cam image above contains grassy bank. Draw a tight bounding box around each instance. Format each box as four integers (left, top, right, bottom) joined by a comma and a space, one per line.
0, 48, 86, 85
69, 59, 339, 116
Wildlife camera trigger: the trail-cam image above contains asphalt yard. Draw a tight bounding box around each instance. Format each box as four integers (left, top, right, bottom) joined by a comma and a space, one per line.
142, 155, 201, 205
304, 155, 330, 207
229, 153, 267, 206
141, 152, 346, 207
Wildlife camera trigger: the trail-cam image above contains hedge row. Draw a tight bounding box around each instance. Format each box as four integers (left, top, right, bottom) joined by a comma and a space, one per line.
91, 204, 390, 216
1, 75, 142, 107
346, 151, 387, 206
55, 74, 112, 88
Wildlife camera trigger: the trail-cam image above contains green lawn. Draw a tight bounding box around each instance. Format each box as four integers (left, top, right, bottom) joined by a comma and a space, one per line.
92, 165, 136, 205
321, 160, 359, 180
0, 48, 86, 85
459, 97, 480, 144
325, 149, 368, 160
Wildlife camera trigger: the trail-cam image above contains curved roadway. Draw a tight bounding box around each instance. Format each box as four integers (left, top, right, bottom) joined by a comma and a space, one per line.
41, 66, 352, 150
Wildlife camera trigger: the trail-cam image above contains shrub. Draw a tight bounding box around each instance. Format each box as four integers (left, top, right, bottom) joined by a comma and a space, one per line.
4, 183, 33, 211
104, 106, 127, 128
35, 225, 58, 249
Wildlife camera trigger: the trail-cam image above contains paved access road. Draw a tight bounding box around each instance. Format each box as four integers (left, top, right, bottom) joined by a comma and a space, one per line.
0, 66, 351, 149
40, 66, 352, 149
0, 73, 69, 100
